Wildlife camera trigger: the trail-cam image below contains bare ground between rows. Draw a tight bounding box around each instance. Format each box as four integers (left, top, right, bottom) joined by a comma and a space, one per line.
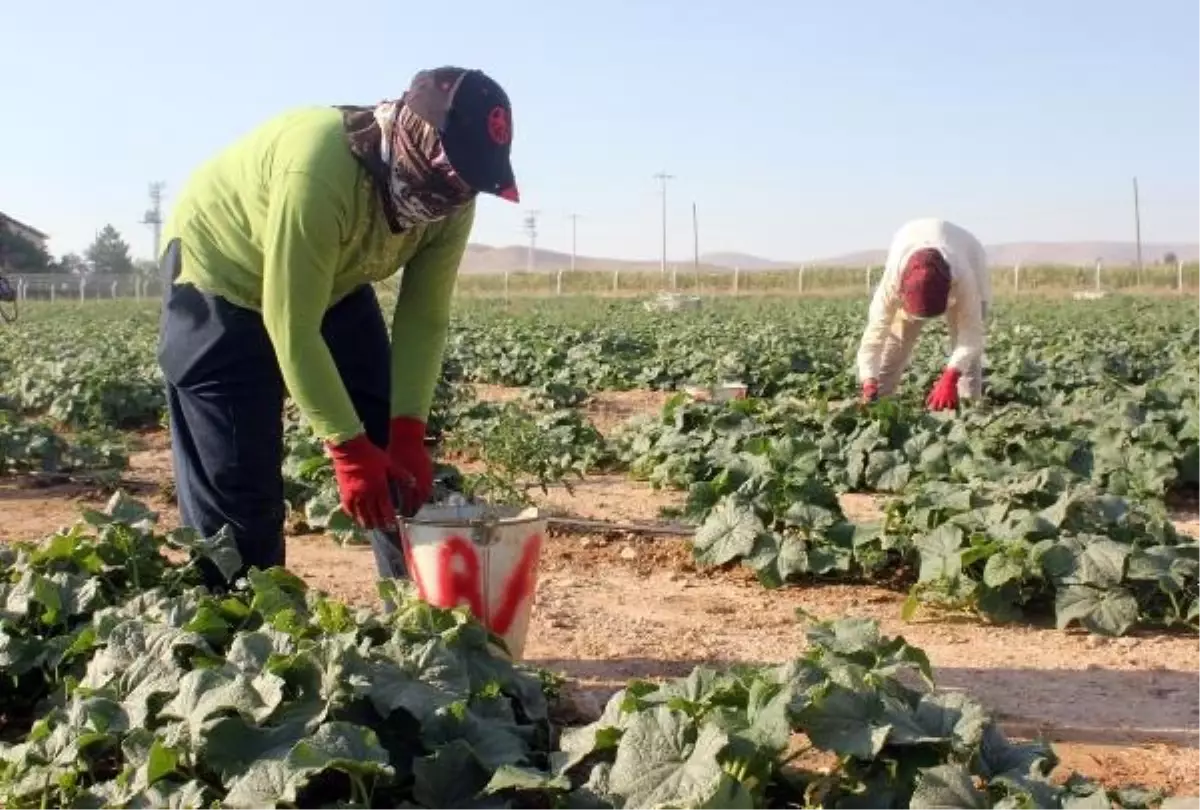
2, 409, 1199, 796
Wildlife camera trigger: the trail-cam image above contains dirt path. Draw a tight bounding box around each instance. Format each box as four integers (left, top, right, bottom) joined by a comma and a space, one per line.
3, 411, 1199, 796
526, 532, 1199, 795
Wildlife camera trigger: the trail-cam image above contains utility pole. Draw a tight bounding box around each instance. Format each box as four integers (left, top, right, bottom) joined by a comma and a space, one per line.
141, 182, 165, 261
567, 213, 581, 273
691, 202, 700, 291
523, 210, 540, 274
653, 172, 674, 281
1132, 177, 1143, 285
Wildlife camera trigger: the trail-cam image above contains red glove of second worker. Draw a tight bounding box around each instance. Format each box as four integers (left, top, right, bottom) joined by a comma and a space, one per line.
328, 435, 398, 530
861, 378, 879, 404
387, 417, 433, 517
926, 367, 962, 412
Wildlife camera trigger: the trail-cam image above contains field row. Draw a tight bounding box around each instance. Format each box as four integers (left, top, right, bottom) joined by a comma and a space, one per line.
2, 296, 1195, 638
1, 294, 1197, 807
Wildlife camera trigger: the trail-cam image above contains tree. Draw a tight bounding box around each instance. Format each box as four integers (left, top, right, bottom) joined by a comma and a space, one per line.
0, 227, 52, 273
57, 253, 88, 275
84, 225, 135, 275
1163, 251, 1178, 266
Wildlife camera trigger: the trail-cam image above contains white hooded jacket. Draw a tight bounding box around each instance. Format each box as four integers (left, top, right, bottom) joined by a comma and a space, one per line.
856, 218, 991, 383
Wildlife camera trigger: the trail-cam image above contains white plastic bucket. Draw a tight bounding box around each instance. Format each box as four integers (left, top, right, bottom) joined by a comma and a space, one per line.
712, 382, 748, 402
683, 382, 748, 403
400, 503, 546, 659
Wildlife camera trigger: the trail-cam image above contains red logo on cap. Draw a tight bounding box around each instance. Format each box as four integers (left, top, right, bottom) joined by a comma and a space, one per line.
487, 106, 511, 145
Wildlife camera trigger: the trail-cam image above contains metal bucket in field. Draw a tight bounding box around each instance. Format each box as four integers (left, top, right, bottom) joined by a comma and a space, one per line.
400, 503, 546, 659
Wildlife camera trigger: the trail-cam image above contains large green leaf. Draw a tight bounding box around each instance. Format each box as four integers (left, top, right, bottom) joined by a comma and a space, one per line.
222, 758, 299, 808
606, 708, 729, 809
883, 692, 988, 755
915, 524, 966, 583
288, 721, 393, 779
1041, 535, 1129, 588
908, 763, 989, 809
693, 499, 764, 566
1055, 585, 1140, 636
982, 551, 1025, 588
793, 684, 890, 759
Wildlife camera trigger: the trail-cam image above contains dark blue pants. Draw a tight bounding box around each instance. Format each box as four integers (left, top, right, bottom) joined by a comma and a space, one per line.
156, 239, 407, 585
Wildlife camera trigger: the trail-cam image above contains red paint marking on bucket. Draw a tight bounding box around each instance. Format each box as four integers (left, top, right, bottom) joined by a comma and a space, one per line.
436, 535, 485, 619
491, 534, 542, 635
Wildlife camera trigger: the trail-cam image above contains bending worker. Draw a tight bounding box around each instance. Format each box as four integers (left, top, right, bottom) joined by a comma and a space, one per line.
157, 67, 518, 583
856, 218, 991, 411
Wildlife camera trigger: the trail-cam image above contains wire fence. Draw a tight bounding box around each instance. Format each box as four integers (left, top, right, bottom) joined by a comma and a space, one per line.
452, 261, 1200, 299
3, 273, 162, 302
5, 260, 1197, 305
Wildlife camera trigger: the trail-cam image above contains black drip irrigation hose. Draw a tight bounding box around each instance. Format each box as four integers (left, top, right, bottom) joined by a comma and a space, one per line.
545, 515, 696, 537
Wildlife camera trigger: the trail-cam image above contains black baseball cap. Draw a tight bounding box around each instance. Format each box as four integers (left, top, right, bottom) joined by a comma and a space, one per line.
404, 67, 519, 203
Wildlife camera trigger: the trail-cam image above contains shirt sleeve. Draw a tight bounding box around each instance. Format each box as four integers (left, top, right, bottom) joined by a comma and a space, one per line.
946, 257, 986, 373
856, 237, 906, 382
971, 235, 991, 309
389, 200, 475, 422
261, 171, 364, 444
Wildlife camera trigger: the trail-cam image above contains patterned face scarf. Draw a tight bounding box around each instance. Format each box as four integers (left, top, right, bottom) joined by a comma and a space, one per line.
339, 101, 476, 234
376, 101, 476, 228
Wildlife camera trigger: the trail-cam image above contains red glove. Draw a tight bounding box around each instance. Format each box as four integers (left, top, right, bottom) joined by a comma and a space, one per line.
387, 417, 433, 517
926, 368, 962, 412
861, 378, 880, 403
328, 435, 397, 530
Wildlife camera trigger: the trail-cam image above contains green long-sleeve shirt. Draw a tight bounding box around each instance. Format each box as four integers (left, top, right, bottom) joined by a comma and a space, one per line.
163, 107, 474, 443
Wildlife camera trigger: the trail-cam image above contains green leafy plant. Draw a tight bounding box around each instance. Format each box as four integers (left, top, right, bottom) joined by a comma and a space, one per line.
483, 616, 1173, 809
0, 407, 128, 476
448, 401, 607, 506
0, 493, 239, 738
1, 498, 1191, 808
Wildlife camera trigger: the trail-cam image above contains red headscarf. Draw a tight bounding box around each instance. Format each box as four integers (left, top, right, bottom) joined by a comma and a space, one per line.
899, 248, 952, 318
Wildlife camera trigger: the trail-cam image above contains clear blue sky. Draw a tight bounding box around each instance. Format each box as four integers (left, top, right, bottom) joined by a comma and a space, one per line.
2, 0, 1197, 262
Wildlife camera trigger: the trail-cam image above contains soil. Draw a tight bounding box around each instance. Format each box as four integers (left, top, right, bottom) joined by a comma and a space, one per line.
2, 386, 1198, 797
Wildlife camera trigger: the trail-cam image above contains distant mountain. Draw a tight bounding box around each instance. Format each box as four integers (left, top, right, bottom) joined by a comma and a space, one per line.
698, 252, 792, 271
458, 241, 1199, 274
459, 244, 731, 275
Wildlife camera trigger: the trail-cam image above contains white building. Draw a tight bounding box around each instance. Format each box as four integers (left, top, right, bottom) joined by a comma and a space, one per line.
0, 211, 49, 251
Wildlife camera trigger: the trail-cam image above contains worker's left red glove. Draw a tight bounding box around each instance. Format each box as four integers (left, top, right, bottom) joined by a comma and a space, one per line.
328, 435, 398, 530
387, 417, 433, 517
926, 368, 962, 412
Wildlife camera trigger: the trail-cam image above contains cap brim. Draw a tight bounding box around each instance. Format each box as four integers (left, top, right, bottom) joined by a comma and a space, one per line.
442, 127, 519, 202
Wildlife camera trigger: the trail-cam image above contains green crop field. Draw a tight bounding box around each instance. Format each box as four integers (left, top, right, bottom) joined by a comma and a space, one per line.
0, 292, 1197, 808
